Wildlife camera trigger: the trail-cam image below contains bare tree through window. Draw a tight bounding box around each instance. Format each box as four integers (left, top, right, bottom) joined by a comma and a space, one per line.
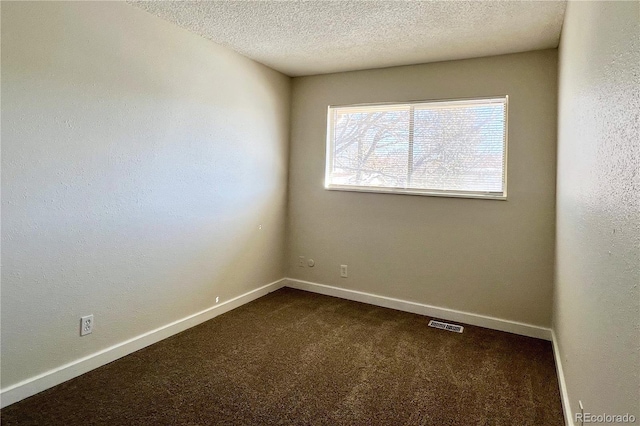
326, 97, 507, 197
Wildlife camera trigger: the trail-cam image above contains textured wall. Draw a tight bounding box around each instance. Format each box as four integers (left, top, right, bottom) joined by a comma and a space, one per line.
287, 50, 558, 327
1, 2, 290, 388
554, 0, 640, 421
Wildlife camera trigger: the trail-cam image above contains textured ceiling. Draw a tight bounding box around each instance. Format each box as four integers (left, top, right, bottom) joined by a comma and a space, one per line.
129, 1, 567, 77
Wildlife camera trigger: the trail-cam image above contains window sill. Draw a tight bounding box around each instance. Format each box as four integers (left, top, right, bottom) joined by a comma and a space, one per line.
324, 185, 507, 200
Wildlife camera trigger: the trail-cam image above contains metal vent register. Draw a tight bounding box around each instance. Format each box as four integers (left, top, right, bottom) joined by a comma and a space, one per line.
428, 320, 464, 333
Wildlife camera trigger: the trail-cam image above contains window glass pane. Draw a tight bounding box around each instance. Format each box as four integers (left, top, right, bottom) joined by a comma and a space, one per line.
410, 103, 505, 192
332, 107, 410, 188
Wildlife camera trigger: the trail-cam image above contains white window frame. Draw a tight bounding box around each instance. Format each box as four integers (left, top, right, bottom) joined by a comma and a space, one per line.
324, 96, 509, 200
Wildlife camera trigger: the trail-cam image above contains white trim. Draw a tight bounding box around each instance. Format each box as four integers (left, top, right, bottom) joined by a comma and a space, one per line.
325, 185, 507, 200
552, 329, 574, 426
0, 278, 286, 409
284, 278, 552, 341
328, 95, 510, 109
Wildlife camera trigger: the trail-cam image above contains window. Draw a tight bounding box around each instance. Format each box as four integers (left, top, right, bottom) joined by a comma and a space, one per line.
325, 97, 508, 199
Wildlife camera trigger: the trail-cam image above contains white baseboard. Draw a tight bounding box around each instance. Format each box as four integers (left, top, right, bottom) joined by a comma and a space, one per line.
0, 278, 286, 409
284, 278, 552, 341
552, 330, 574, 426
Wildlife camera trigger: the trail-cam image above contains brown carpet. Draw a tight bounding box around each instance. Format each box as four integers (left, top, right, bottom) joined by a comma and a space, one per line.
1, 288, 564, 425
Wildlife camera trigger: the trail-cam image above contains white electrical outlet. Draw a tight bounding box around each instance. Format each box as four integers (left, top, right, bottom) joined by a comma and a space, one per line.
340, 265, 348, 278
80, 315, 93, 336
216, 297, 219, 303
298, 256, 305, 267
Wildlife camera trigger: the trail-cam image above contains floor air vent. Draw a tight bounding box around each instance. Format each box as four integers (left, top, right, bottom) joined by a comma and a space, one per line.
428, 320, 464, 333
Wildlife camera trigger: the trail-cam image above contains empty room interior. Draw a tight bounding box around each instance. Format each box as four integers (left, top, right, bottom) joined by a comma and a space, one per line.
1, 1, 638, 425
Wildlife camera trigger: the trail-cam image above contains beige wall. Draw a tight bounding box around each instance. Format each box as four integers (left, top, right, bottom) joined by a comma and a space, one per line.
1, 2, 290, 388
554, 1, 639, 421
287, 50, 558, 327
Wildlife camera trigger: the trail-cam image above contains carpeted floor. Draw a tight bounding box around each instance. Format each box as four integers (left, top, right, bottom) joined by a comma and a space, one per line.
1, 288, 564, 425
